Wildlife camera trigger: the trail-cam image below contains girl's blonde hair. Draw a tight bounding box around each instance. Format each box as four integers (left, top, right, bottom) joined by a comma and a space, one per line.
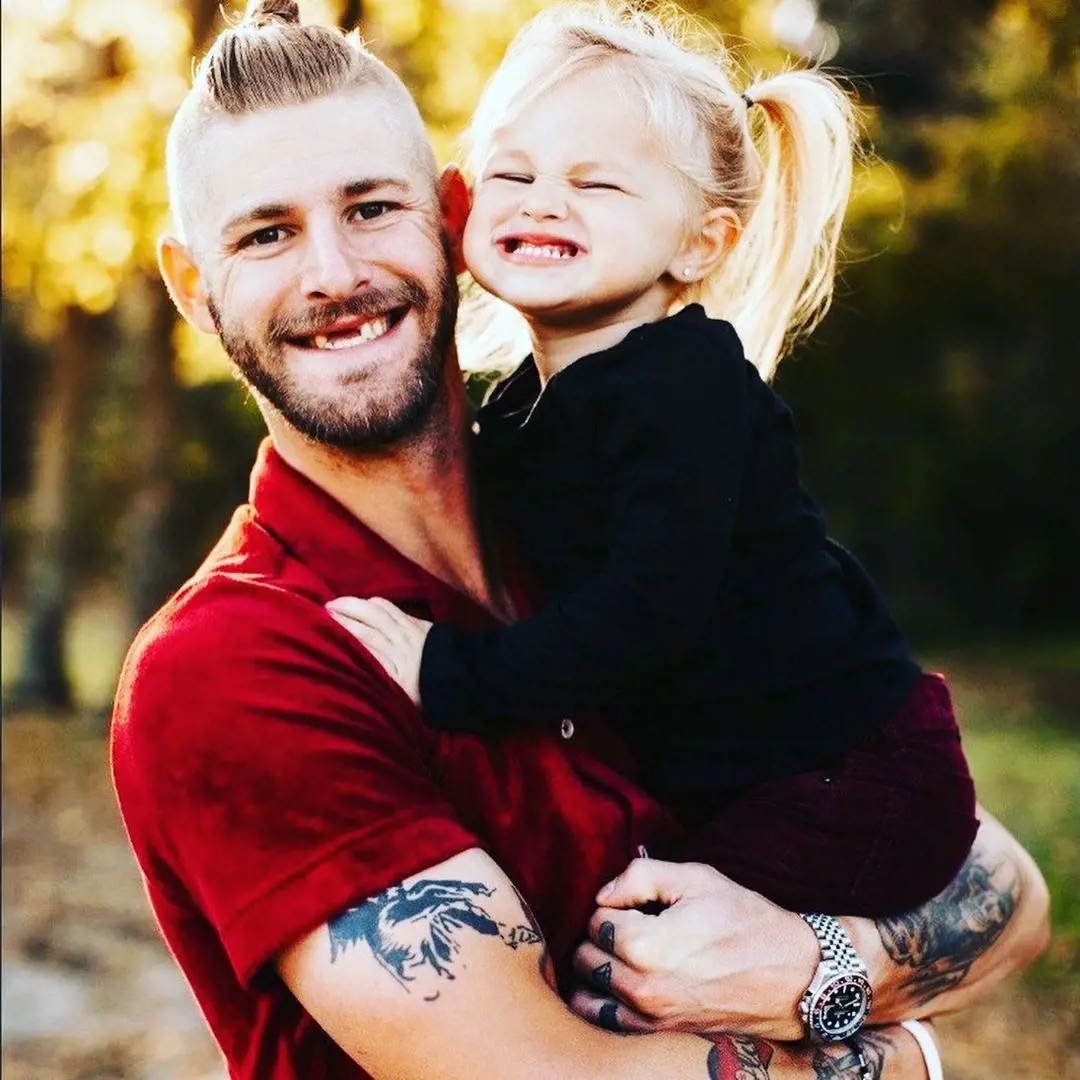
461, 1, 857, 380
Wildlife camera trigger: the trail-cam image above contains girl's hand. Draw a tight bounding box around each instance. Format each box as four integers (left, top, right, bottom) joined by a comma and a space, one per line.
326, 596, 431, 706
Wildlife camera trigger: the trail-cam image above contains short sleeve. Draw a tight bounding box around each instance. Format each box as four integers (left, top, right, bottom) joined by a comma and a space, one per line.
111, 576, 480, 987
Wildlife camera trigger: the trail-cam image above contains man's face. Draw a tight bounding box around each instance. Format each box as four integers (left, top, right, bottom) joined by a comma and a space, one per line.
191, 88, 457, 450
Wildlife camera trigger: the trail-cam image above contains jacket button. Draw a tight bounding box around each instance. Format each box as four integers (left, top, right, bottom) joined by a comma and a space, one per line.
560, 718, 575, 740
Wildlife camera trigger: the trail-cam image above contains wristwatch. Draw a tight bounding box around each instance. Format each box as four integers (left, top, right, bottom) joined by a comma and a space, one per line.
797, 912, 873, 1042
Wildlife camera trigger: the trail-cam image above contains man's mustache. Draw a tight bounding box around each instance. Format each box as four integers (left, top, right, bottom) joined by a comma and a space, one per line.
267, 282, 429, 344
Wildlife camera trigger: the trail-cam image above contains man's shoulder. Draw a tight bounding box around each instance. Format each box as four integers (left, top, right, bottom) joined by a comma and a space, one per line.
111, 511, 403, 780
121, 507, 327, 672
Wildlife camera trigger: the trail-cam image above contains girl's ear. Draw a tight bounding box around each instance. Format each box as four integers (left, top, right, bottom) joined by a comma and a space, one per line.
668, 207, 740, 284
438, 165, 472, 275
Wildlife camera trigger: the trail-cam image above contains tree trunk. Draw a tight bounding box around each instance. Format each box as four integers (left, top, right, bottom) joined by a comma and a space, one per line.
9, 309, 105, 712
338, 0, 365, 30
117, 277, 183, 635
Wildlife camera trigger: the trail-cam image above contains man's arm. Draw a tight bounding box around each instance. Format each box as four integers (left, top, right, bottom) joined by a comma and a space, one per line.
566, 806, 1050, 1039
278, 847, 929, 1080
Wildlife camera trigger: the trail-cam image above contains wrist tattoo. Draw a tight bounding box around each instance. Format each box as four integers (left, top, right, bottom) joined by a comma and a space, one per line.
812, 1028, 893, 1080
705, 1034, 774, 1080
876, 840, 1020, 1006
327, 877, 545, 1000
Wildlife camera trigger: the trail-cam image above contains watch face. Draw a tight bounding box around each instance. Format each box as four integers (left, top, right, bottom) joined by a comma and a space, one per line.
811, 974, 873, 1041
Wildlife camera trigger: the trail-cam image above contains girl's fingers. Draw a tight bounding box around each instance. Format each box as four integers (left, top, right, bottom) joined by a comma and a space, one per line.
327, 597, 407, 647
327, 613, 399, 679
327, 597, 425, 648
366, 596, 417, 628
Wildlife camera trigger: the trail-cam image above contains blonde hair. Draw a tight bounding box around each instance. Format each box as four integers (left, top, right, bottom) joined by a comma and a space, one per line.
166, 0, 435, 245
462, 1, 857, 380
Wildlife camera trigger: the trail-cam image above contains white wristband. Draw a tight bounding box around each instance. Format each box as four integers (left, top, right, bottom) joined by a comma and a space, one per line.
901, 1019, 944, 1080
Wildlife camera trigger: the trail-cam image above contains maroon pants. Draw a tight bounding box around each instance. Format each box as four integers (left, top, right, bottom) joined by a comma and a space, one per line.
671, 674, 979, 917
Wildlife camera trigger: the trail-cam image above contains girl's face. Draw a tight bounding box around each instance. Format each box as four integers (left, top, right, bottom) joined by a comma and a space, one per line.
463, 65, 695, 328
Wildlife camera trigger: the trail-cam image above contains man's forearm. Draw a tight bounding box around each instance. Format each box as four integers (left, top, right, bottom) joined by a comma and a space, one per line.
703, 1028, 922, 1080
846, 805, 1050, 1021
568, 804, 1049, 1041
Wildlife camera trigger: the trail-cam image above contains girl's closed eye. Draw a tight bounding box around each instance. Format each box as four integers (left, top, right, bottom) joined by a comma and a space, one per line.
490, 172, 535, 184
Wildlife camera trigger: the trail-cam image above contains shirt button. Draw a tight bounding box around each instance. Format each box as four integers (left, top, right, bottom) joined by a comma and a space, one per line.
471, 420, 481, 435
560, 718, 575, 740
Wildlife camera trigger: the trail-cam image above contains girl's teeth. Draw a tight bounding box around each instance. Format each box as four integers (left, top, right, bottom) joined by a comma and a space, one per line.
516, 242, 574, 259
311, 316, 391, 350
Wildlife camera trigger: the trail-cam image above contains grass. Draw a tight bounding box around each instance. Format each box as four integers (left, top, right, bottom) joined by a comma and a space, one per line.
918, 644, 1080, 989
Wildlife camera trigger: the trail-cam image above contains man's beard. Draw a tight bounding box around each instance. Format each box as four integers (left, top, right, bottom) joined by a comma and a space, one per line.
208, 252, 458, 452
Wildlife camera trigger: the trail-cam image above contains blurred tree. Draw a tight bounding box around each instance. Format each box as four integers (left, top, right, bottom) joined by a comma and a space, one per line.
2, 0, 195, 705
2, 0, 1076, 713
777, 0, 1080, 631
118, 0, 225, 632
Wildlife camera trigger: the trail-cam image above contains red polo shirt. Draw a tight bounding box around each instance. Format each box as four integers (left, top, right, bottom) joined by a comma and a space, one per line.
111, 440, 674, 1079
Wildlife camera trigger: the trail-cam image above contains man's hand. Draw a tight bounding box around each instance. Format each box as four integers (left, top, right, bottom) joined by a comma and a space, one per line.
569, 807, 1049, 1040
327, 596, 431, 706
568, 858, 814, 1040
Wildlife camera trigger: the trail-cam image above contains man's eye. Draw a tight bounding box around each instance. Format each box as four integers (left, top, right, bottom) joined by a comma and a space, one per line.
491, 173, 533, 184
351, 201, 397, 221
243, 226, 288, 248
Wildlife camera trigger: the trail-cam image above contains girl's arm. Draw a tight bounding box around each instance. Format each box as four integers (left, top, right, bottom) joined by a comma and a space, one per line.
415, 322, 754, 732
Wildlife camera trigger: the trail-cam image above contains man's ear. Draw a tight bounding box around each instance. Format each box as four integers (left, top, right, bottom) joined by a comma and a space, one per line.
669, 206, 741, 285
438, 165, 472, 275
158, 235, 216, 333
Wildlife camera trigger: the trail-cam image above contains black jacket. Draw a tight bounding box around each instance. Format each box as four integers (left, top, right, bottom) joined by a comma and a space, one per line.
421, 306, 920, 795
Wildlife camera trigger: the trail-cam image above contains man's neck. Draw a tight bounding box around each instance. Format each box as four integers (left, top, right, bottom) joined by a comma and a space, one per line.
267, 380, 509, 618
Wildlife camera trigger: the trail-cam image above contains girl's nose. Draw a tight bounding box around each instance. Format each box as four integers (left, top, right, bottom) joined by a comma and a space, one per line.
520, 178, 568, 221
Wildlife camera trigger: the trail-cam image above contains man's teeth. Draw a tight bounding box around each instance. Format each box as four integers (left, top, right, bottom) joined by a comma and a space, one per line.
514, 242, 576, 259
311, 315, 391, 350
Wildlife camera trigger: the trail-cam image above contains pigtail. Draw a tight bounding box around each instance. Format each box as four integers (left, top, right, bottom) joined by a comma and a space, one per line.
704, 71, 856, 380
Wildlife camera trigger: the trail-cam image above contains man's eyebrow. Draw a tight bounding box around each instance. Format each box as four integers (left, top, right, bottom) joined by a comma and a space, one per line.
338, 177, 414, 200
219, 179, 413, 237
221, 204, 292, 236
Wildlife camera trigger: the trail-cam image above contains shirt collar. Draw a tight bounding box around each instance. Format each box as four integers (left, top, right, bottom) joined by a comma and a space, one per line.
247, 439, 448, 609
247, 439, 529, 625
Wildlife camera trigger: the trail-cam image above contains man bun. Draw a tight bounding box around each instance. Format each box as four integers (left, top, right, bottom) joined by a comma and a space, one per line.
243, 0, 301, 29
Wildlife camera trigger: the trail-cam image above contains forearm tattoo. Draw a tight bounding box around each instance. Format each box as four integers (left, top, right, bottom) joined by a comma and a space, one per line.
876, 840, 1021, 1006
327, 877, 545, 999
705, 1034, 774, 1080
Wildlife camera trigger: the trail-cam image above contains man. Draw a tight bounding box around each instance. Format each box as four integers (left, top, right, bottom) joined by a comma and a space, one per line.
111, 6, 1049, 1079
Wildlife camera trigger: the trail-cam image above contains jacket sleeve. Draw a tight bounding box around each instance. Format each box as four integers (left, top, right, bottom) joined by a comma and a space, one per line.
420, 322, 754, 732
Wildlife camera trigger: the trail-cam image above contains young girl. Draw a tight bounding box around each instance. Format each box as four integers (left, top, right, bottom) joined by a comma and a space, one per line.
330, 1, 978, 919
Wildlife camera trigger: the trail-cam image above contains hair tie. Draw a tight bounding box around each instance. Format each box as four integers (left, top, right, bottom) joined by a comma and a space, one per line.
740, 92, 757, 110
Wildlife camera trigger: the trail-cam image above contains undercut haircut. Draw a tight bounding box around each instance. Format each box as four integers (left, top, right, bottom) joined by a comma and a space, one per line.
166, 0, 437, 246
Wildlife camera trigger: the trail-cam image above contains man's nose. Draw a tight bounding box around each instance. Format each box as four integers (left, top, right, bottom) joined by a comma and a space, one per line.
521, 178, 568, 221
300, 222, 372, 300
